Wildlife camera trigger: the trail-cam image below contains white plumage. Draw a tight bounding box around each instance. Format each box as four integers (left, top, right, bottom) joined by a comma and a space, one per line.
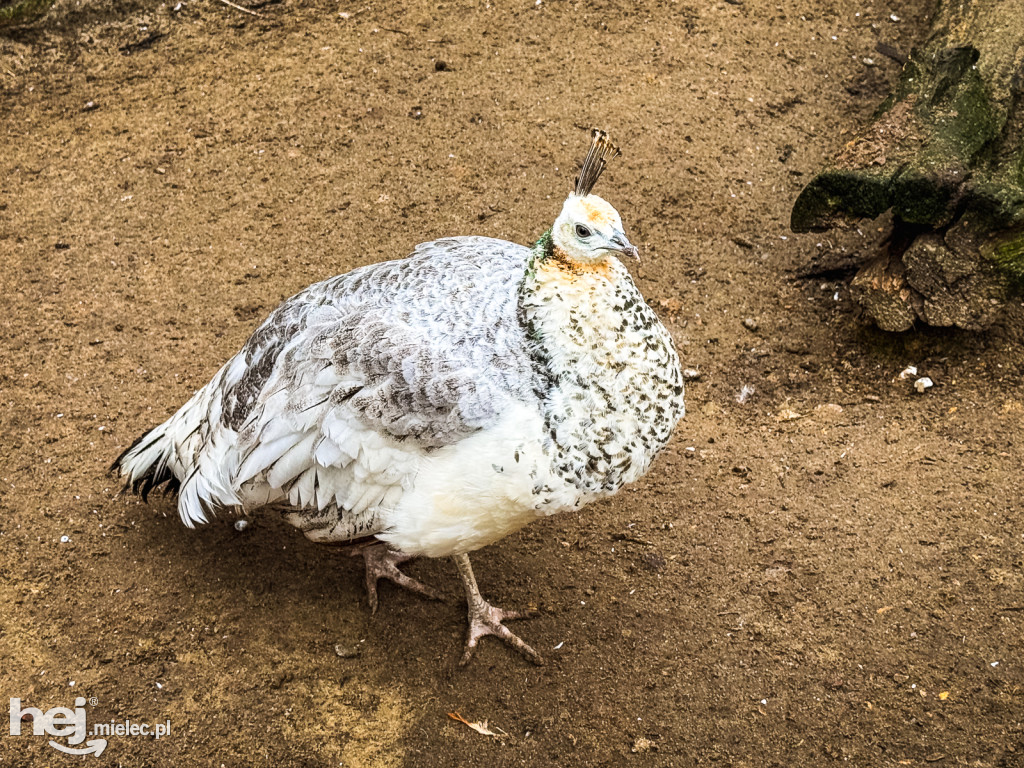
113, 131, 684, 664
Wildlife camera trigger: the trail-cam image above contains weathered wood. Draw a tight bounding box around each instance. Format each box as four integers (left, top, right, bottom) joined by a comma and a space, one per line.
792, 0, 1024, 331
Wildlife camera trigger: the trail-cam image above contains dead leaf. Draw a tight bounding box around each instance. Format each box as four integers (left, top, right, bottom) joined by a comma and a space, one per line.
776, 408, 803, 422
812, 403, 844, 419
447, 712, 507, 738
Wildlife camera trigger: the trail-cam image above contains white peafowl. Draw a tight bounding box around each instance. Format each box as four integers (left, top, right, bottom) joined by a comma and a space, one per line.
112, 130, 685, 664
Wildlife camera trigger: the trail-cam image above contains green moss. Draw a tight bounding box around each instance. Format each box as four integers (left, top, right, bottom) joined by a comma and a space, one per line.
986, 229, 1024, 284
0, 0, 54, 28
930, 65, 1000, 160
966, 177, 1024, 231
791, 170, 893, 232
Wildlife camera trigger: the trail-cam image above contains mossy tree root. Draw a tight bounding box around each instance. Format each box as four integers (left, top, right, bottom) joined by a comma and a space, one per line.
792, 0, 1024, 331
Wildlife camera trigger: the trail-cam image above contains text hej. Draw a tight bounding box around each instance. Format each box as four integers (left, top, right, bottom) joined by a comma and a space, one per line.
9, 696, 170, 754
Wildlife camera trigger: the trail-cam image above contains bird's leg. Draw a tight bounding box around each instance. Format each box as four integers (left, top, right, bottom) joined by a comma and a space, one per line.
351, 541, 442, 614
453, 553, 543, 666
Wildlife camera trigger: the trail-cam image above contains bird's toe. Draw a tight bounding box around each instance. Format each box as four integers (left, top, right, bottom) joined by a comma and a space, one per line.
355, 542, 441, 612
460, 600, 543, 666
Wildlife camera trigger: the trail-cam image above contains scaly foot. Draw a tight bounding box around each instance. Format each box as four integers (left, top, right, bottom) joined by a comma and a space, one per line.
352, 542, 442, 614
453, 553, 543, 666
461, 598, 542, 666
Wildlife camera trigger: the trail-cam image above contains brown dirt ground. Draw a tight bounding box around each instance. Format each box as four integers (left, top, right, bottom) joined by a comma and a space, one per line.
3, 0, 1024, 765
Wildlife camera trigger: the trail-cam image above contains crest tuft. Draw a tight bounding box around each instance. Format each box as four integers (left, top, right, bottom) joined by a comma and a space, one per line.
573, 129, 621, 197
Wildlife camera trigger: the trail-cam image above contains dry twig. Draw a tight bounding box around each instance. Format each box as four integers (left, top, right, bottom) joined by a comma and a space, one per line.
215, 0, 263, 17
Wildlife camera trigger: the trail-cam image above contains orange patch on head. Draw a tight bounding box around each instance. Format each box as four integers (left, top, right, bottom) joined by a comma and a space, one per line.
579, 197, 616, 228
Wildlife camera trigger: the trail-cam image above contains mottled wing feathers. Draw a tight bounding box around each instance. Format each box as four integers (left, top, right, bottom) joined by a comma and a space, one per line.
214, 236, 543, 523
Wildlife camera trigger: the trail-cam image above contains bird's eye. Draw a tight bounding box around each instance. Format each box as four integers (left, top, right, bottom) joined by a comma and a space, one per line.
575, 224, 592, 239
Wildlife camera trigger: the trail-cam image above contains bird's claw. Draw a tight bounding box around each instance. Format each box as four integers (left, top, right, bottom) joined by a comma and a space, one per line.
352, 543, 442, 614
460, 600, 543, 666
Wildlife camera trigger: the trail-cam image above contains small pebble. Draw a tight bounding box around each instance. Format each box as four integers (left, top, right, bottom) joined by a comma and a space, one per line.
334, 643, 361, 659
898, 365, 918, 380
914, 377, 934, 394
234, 519, 249, 532
632, 736, 654, 754
742, 317, 759, 332
682, 368, 701, 381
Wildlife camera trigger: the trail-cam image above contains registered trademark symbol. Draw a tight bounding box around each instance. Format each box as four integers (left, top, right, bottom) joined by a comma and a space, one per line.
89, 697, 98, 707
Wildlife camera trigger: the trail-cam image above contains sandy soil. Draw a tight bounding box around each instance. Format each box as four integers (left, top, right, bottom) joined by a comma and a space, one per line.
3, 0, 1024, 765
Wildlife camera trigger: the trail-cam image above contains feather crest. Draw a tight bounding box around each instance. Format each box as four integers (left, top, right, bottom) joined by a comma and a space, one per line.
573, 129, 621, 197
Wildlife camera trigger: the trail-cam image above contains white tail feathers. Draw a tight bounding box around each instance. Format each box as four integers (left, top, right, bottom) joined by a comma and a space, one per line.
111, 419, 179, 505
113, 375, 242, 527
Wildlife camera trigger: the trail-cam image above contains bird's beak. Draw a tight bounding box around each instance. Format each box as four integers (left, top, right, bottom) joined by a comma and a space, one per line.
611, 232, 641, 264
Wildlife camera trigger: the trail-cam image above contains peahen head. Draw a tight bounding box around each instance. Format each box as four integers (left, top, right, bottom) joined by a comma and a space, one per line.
548, 130, 639, 266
